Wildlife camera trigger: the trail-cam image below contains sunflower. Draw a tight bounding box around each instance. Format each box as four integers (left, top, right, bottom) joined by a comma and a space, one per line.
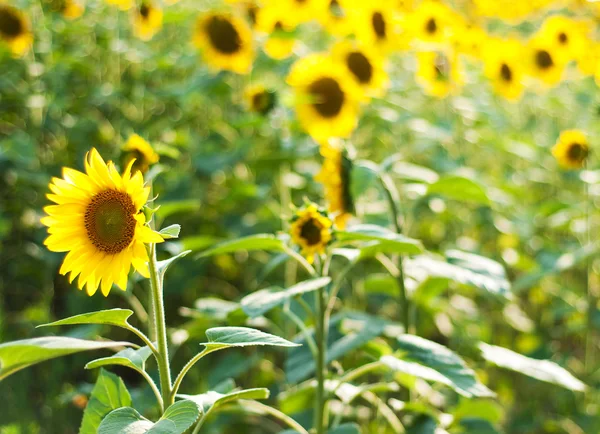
576, 39, 598, 77
105, 0, 133, 11
132, 1, 162, 41
256, 5, 297, 60
315, 140, 354, 229
537, 15, 589, 62
122, 134, 159, 175
41, 149, 164, 296
416, 50, 463, 98
0, 5, 32, 57
289, 203, 333, 262
352, 4, 401, 53
452, 20, 488, 59
331, 40, 388, 99
552, 130, 590, 169
525, 36, 566, 86
244, 84, 277, 115
483, 38, 524, 101
318, 0, 353, 36
287, 53, 361, 142
407, 0, 455, 45
193, 12, 254, 74
61, 0, 84, 19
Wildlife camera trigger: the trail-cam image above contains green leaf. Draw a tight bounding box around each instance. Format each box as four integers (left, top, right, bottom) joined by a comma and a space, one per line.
336, 225, 423, 256
479, 343, 586, 392
451, 399, 503, 425
427, 175, 490, 205
196, 234, 286, 258
381, 335, 494, 398
157, 250, 191, 276
240, 277, 331, 318
156, 199, 201, 220
328, 423, 361, 434
202, 327, 300, 351
80, 369, 132, 434
178, 388, 269, 422
457, 418, 500, 434
0, 337, 133, 381
39, 309, 134, 329
98, 400, 200, 434
180, 298, 240, 321
85, 346, 153, 376
159, 224, 181, 239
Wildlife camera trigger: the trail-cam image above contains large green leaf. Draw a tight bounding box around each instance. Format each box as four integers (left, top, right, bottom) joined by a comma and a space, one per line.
328, 423, 361, 434
426, 175, 490, 205
80, 369, 132, 434
479, 343, 586, 391
196, 234, 286, 258
336, 225, 423, 256
85, 346, 153, 376
381, 335, 494, 398
97, 400, 200, 434
202, 327, 300, 351
179, 388, 269, 422
0, 337, 133, 381
39, 309, 135, 329
241, 277, 331, 318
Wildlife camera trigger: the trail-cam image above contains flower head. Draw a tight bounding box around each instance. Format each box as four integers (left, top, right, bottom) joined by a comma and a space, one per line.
42, 149, 164, 296
132, 1, 163, 41
552, 130, 590, 170
416, 50, 463, 98
0, 5, 32, 57
483, 38, 524, 101
122, 134, 159, 175
244, 84, 277, 115
290, 203, 333, 262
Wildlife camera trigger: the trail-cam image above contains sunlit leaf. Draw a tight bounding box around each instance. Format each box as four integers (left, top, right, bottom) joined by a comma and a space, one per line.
201, 327, 300, 351
336, 225, 423, 257
427, 175, 490, 205
178, 388, 269, 422
39, 309, 135, 329
85, 346, 153, 376
196, 234, 286, 258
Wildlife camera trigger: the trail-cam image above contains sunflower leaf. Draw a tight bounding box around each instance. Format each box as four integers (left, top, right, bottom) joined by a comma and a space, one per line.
427, 175, 490, 205
38, 309, 135, 329
159, 224, 181, 239
201, 327, 300, 351
85, 346, 153, 376
196, 234, 286, 259
178, 388, 269, 422
157, 250, 191, 276
335, 224, 423, 256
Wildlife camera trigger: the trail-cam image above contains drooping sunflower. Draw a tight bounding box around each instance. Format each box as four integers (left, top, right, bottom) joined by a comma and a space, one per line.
132, 1, 163, 41
105, 0, 133, 11
287, 53, 361, 142
331, 40, 388, 100
244, 84, 277, 115
552, 130, 590, 169
416, 50, 463, 98
256, 5, 297, 60
0, 4, 32, 57
290, 203, 333, 262
42, 149, 164, 296
407, 0, 455, 45
526, 36, 566, 87
483, 38, 524, 101
193, 12, 254, 74
352, 4, 401, 53
122, 134, 159, 175
315, 140, 354, 229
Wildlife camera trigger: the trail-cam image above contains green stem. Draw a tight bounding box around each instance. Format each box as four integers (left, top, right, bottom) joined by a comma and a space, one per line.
282, 306, 318, 360
171, 348, 214, 399
140, 369, 164, 413
148, 243, 173, 410
314, 266, 327, 434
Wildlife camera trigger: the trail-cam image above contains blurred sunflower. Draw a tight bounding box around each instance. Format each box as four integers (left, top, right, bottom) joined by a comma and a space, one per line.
408, 0, 455, 45
290, 203, 333, 262
46, 0, 84, 19
538, 15, 589, 62
132, 2, 163, 41
287, 53, 361, 142
318, 0, 353, 36
452, 21, 487, 59
552, 130, 590, 169
244, 84, 277, 115
41, 149, 164, 296
331, 40, 388, 99
0, 4, 32, 57
315, 141, 354, 229
193, 12, 254, 74
105, 0, 133, 10
256, 5, 297, 60
576, 39, 598, 77
483, 39, 524, 101
352, 4, 400, 53
416, 51, 463, 98
526, 37, 566, 86
122, 134, 159, 175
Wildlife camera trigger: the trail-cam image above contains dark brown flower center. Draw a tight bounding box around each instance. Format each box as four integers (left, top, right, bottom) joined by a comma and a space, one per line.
85, 189, 136, 254
372, 12, 386, 39
426, 17, 437, 34
567, 142, 588, 163
0, 6, 23, 39
139, 3, 150, 18
308, 77, 345, 118
246, 5, 257, 26
300, 219, 322, 245
123, 150, 149, 174
206, 15, 242, 54
535, 49, 553, 69
347, 51, 373, 84
558, 32, 567, 44
500, 63, 512, 82
252, 90, 276, 115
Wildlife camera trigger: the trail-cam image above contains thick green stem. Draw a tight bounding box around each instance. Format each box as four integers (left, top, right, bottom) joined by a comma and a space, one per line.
314, 281, 326, 434
148, 243, 173, 410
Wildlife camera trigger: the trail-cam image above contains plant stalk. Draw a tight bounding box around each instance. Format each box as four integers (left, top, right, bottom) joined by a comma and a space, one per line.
314, 280, 326, 434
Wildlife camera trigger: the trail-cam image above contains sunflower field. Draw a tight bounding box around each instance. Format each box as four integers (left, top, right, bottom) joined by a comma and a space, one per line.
1, 0, 600, 433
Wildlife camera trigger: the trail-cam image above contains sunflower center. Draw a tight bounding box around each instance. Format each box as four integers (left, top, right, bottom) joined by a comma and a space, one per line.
300, 219, 322, 246
347, 51, 373, 84
252, 90, 276, 114
535, 50, 553, 69
309, 77, 345, 118
372, 12, 386, 39
85, 189, 136, 254
206, 16, 242, 54
0, 6, 23, 38
567, 143, 588, 163
139, 3, 150, 18
426, 18, 437, 34
500, 63, 512, 82
247, 5, 258, 25
558, 32, 568, 44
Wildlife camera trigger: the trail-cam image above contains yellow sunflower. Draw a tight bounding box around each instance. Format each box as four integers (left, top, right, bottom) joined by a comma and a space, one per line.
61, 0, 84, 19
193, 12, 254, 74
290, 203, 333, 262
105, 0, 133, 11
287, 53, 361, 142
244, 84, 277, 115
331, 40, 389, 100
552, 130, 590, 169
318, 0, 353, 36
352, 4, 401, 54
407, 0, 456, 45
483, 38, 524, 101
0, 4, 32, 57
525, 36, 566, 87
42, 149, 164, 297
452, 20, 488, 59
132, 2, 163, 41
315, 140, 354, 229
416, 50, 463, 98
576, 39, 598, 77
255, 5, 297, 60
122, 134, 159, 175
537, 15, 589, 62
